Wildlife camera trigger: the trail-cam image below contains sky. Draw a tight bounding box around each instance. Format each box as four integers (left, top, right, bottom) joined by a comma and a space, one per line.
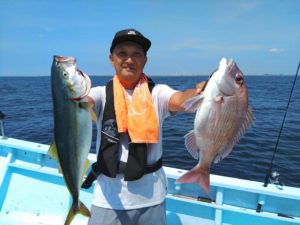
0, 0, 299, 76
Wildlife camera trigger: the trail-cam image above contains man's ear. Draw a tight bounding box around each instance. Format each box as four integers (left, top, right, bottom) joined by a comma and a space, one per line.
109, 54, 114, 66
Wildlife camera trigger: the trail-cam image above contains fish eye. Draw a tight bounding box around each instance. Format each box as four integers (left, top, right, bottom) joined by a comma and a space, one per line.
62, 71, 69, 79
235, 75, 243, 84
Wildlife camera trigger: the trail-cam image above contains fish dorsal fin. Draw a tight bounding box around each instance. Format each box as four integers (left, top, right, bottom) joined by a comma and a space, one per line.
213, 105, 255, 164
184, 130, 199, 160
181, 94, 205, 112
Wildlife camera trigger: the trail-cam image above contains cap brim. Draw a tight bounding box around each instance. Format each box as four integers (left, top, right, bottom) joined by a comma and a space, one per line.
110, 35, 151, 53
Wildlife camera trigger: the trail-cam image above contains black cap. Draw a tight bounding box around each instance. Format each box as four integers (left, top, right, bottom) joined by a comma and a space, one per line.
110, 28, 151, 54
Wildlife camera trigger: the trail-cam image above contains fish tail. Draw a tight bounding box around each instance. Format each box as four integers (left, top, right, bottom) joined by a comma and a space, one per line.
176, 166, 210, 194
64, 200, 91, 225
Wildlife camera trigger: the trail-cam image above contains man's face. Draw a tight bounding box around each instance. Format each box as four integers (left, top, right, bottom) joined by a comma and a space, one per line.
110, 41, 147, 88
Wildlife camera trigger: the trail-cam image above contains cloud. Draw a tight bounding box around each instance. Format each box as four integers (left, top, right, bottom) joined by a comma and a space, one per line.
269, 48, 285, 53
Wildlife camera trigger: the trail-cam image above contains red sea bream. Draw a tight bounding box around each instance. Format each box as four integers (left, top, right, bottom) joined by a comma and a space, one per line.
177, 58, 254, 194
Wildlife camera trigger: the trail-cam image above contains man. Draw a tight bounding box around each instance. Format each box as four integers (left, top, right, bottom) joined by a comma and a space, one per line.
82, 28, 205, 225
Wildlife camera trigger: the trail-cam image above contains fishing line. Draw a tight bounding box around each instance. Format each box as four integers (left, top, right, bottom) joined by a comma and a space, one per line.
263, 60, 300, 187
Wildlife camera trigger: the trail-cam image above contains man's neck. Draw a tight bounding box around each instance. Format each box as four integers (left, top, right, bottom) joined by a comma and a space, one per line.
118, 76, 141, 90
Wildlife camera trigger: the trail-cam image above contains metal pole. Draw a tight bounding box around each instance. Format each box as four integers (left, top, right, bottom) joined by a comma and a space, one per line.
263, 60, 300, 187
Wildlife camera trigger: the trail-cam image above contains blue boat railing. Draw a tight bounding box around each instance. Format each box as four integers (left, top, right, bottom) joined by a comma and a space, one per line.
1, 136, 300, 225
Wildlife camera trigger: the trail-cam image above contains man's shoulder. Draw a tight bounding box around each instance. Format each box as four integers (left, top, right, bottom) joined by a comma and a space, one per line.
152, 84, 171, 92
91, 86, 106, 93
153, 84, 176, 95
152, 84, 177, 104
89, 86, 106, 102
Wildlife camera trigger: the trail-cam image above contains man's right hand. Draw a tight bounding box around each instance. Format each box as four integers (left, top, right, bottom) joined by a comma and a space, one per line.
81, 170, 98, 189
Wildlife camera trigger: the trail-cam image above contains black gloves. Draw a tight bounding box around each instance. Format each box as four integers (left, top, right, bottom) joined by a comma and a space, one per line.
81, 168, 98, 189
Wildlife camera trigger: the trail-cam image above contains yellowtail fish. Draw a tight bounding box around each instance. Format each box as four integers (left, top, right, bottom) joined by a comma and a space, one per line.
49, 55, 93, 225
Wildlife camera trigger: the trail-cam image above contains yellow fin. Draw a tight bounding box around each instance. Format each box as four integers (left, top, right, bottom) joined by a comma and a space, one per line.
81, 159, 91, 182
89, 109, 97, 121
48, 142, 63, 174
48, 142, 59, 161
78, 201, 91, 217
64, 201, 91, 225
79, 102, 89, 111
79, 102, 97, 121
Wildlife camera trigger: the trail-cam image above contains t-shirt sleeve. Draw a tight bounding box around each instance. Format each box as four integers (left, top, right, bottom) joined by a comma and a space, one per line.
152, 84, 178, 120
89, 86, 105, 118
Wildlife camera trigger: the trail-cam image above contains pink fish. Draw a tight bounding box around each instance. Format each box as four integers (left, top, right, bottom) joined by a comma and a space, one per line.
177, 58, 254, 194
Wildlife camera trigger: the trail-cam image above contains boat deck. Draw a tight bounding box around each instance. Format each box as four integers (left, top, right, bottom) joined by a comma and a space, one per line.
1, 137, 300, 225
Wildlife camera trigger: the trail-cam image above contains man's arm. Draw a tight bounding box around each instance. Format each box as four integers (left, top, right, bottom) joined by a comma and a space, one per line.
168, 81, 206, 112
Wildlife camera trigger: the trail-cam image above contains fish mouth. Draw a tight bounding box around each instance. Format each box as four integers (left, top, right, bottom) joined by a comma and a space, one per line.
214, 58, 243, 96
53, 55, 91, 100
227, 59, 237, 74
54, 55, 76, 65
227, 59, 244, 85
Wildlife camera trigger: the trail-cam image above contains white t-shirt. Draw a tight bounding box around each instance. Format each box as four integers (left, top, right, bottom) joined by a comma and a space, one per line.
89, 83, 177, 210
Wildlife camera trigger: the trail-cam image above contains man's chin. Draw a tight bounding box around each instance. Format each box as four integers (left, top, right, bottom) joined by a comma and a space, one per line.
121, 70, 139, 78
123, 68, 136, 74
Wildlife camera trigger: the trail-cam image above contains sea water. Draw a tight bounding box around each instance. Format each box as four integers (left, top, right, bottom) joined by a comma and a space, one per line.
0, 75, 299, 187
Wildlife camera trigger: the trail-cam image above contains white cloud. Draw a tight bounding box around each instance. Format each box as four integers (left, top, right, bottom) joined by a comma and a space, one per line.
269, 48, 285, 53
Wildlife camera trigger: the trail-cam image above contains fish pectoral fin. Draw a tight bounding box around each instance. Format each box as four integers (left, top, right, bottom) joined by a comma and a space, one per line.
181, 94, 205, 112
79, 102, 97, 121
184, 130, 199, 160
89, 109, 97, 121
79, 102, 90, 111
213, 95, 224, 127
215, 95, 224, 102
